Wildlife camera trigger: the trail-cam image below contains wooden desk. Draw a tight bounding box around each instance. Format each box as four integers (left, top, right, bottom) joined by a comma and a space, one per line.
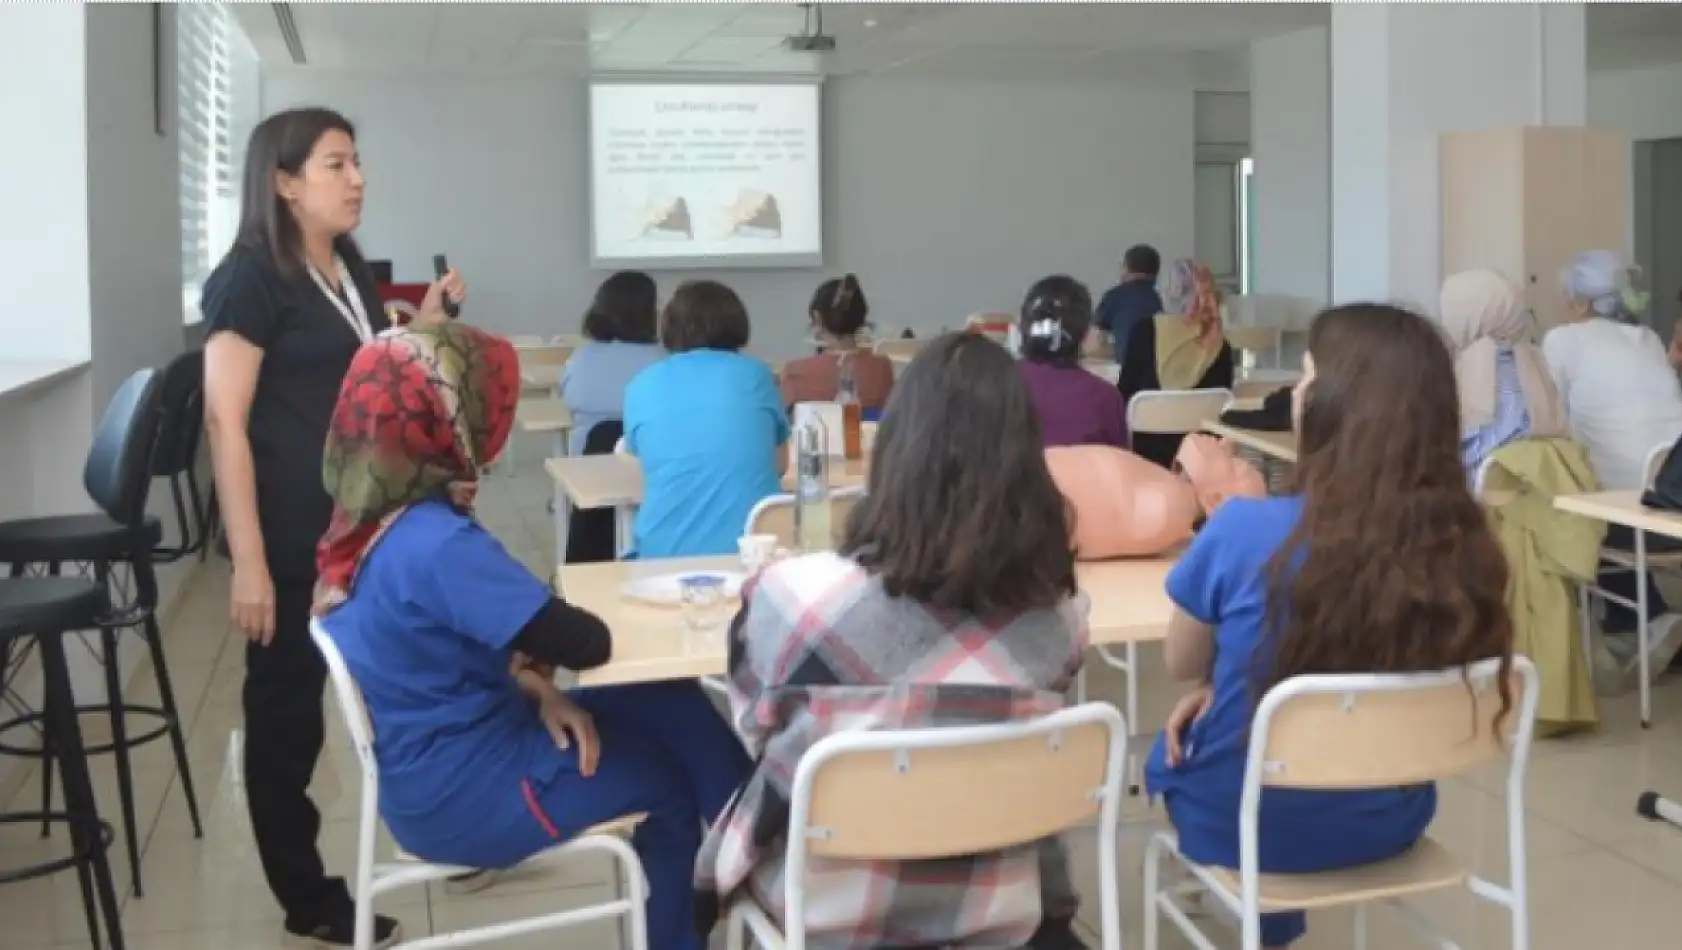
517, 345, 571, 397
558, 554, 1177, 686
517, 399, 572, 458
1555, 490, 1682, 537
543, 454, 871, 562
1202, 420, 1297, 463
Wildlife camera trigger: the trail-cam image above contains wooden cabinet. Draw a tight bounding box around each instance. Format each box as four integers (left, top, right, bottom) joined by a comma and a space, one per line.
1441, 127, 1627, 332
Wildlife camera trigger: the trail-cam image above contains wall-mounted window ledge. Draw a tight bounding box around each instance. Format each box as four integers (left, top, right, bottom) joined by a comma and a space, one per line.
0, 359, 92, 401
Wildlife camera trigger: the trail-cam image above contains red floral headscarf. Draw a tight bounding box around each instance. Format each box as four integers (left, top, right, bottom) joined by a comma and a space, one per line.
313, 322, 520, 614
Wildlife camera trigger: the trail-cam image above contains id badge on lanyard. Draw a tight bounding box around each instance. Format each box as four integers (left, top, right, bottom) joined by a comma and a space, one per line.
308, 257, 373, 343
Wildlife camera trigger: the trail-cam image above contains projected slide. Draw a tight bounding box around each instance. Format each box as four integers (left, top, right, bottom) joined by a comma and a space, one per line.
590, 83, 823, 268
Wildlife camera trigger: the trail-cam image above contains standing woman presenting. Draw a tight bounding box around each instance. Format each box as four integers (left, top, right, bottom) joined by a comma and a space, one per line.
201, 107, 463, 948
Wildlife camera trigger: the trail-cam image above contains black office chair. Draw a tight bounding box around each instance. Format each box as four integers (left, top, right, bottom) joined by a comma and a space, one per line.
0, 368, 203, 899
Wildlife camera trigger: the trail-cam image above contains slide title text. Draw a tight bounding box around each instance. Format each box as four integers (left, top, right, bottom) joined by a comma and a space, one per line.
655, 101, 759, 114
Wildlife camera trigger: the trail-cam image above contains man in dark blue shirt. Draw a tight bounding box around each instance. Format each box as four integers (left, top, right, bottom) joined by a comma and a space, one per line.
1092, 244, 1164, 366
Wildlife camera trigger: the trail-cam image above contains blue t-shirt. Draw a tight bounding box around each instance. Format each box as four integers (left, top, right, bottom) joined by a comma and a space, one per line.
624, 349, 790, 558
1094, 278, 1164, 366
560, 341, 666, 455
1145, 495, 1437, 870
323, 500, 561, 863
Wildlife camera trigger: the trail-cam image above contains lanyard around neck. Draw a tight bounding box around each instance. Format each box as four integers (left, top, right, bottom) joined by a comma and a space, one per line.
307, 256, 373, 344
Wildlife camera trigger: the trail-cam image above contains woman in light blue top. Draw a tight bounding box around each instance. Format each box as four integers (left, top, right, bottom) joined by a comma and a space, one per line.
624, 280, 789, 558
561, 271, 666, 454
1437, 269, 1567, 477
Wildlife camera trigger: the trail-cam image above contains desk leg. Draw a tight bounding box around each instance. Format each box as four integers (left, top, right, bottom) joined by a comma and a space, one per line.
613, 505, 633, 559
1639, 530, 1652, 729
553, 490, 573, 576
1639, 791, 1682, 832
552, 430, 568, 459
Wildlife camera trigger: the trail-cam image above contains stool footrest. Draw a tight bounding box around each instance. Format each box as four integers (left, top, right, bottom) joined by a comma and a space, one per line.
0, 702, 176, 758
0, 813, 114, 884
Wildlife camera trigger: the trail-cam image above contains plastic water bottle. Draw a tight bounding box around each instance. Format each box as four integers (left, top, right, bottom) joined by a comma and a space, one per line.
837, 355, 863, 461
794, 415, 832, 553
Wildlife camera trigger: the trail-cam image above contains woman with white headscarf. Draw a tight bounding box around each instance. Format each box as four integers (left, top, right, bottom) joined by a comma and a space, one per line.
1116, 258, 1235, 468
1439, 269, 1568, 474
1542, 250, 1682, 683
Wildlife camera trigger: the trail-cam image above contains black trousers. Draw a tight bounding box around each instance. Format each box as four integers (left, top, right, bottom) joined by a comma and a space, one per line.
244, 578, 352, 925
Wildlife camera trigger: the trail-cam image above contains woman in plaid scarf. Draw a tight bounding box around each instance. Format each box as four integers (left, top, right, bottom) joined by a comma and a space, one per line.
698, 332, 1092, 949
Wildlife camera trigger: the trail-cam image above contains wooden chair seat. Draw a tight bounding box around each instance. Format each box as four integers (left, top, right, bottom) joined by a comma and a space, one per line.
1201, 836, 1466, 912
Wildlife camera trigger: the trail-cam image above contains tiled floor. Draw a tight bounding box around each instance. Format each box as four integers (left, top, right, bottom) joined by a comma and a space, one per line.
7, 454, 1682, 948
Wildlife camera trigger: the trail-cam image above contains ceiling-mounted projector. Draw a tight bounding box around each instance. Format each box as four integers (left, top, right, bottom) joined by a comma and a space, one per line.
785, 33, 837, 52
785, 3, 836, 53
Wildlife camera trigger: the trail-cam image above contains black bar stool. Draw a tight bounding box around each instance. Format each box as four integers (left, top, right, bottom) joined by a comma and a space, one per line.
150, 349, 215, 564
0, 577, 125, 950
0, 368, 203, 899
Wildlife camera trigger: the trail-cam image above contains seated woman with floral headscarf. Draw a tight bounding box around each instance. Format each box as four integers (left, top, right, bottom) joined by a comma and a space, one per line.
314, 322, 750, 950
1116, 258, 1235, 468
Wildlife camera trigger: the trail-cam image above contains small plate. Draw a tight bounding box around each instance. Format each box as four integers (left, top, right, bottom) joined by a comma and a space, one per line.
619, 571, 747, 608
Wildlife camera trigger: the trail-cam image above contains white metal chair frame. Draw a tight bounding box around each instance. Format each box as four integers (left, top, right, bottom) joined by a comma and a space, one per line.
725, 703, 1128, 950
1143, 657, 1539, 950
308, 620, 650, 950
1578, 441, 1678, 727
1125, 388, 1236, 440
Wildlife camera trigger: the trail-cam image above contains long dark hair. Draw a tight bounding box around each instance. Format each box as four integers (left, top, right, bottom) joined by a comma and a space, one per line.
841, 333, 1076, 615
234, 107, 369, 282
1018, 275, 1092, 366
1261, 304, 1514, 722
810, 274, 869, 338
583, 271, 658, 344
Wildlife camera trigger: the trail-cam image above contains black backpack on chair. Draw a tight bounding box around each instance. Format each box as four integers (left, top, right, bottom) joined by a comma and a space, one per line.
1643, 437, 1682, 511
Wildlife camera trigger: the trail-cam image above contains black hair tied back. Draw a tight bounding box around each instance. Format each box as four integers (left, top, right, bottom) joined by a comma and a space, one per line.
834, 273, 858, 311
1018, 274, 1093, 365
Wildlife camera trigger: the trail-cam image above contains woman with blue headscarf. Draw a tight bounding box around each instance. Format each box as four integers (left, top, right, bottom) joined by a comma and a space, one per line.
1542, 250, 1682, 687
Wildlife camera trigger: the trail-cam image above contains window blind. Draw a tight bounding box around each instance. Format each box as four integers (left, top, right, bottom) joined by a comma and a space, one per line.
178, 2, 258, 321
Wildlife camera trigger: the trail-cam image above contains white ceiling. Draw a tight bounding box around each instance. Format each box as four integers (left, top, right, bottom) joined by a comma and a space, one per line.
230, 3, 1682, 84
230, 2, 1322, 84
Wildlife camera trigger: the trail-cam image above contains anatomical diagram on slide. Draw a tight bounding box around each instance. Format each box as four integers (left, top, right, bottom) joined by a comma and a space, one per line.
637, 196, 693, 240
723, 190, 782, 239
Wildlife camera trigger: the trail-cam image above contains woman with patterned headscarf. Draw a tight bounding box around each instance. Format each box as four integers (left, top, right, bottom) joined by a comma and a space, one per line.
1115, 257, 1236, 468
314, 322, 750, 950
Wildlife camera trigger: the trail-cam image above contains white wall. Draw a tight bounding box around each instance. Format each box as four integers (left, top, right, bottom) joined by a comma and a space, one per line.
1590, 63, 1682, 142
87, 3, 190, 412
0, 5, 92, 365
262, 70, 1198, 357
1332, 3, 1586, 307
1195, 91, 1250, 150
1250, 26, 1329, 304
1589, 63, 1682, 262
0, 6, 202, 792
